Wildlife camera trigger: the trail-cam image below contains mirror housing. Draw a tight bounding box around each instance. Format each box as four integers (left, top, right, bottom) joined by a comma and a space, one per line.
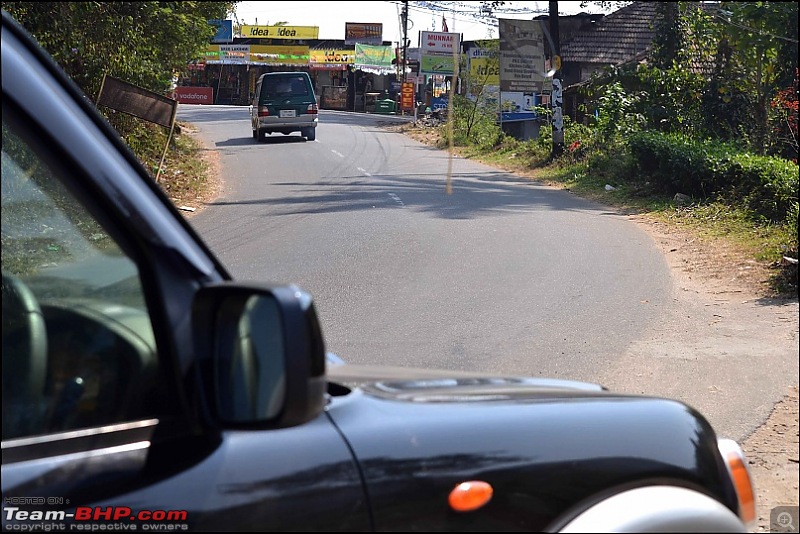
192, 282, 327, 428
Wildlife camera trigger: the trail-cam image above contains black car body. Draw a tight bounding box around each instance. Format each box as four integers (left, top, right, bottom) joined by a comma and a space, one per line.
1, 10, 753, 532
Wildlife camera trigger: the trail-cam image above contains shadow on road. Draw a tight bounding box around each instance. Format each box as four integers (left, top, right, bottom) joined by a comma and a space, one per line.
215, 135, 308, 147
206, 169, 616, 222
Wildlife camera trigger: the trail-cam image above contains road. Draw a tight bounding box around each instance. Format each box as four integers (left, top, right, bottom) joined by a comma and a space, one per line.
177, 105, 799, 446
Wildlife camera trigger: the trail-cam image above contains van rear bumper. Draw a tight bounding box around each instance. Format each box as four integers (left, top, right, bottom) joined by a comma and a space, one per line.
257, 116, 317, 131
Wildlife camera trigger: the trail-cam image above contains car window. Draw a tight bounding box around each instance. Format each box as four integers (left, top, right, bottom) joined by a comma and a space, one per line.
1, 117, 161, 441
264, 75, 310, 98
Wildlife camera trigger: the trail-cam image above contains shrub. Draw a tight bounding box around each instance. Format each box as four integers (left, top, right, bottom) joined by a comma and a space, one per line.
450, 94, 504, 150
628, 131, 799, 222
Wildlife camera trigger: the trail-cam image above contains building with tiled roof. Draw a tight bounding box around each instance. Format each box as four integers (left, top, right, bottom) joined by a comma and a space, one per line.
559, 1, 658, 86
544, 1, 719, 122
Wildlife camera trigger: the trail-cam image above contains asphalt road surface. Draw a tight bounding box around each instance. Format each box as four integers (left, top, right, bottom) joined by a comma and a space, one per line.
178, 105, 799, 444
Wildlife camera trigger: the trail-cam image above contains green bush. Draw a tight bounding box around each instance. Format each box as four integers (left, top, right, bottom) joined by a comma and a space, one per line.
628, 131, 799, 222
451, 94, 504, 150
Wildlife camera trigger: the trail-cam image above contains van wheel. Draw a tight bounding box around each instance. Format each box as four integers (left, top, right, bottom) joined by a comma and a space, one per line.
304, 128, 316, 141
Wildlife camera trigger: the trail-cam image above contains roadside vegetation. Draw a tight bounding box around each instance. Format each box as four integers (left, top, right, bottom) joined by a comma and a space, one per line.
438, 1, 798, 297
1, 1, 234, 206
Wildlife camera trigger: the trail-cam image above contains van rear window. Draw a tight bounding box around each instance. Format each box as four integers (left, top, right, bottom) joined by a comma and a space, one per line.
263, 75, 309, 98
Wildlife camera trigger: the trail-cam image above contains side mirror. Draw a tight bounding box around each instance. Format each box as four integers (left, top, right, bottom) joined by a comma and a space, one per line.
192, 283, 327, 428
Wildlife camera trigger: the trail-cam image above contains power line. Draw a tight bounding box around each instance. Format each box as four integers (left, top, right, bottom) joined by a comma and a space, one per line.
712, 11, 798, 44
388, 0, 503, 28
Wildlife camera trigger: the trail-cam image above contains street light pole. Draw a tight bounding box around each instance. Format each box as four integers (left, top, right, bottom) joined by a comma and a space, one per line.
549, 1, 564, 157
402, 0, 409, 83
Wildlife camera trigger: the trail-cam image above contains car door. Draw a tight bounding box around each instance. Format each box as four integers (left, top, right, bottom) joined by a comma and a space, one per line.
2, 12, 368, 531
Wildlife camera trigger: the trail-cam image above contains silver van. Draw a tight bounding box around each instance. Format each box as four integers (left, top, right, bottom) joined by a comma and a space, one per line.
250, 71, 318, 141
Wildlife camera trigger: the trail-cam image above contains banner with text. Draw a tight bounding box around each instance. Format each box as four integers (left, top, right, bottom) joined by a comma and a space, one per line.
204, 45, 309, 65
219, 44, 249, 63
354, 43, 394, 75
498, 19, 545, 93
420, 31, 460, 76
310, 49, 355, 69
468, 46, 500, 86
241, 25, 319, 40
173, 87, 214, 105
400, 82, 415, 111
249, 45, 310, 65
345, 22, 383, 45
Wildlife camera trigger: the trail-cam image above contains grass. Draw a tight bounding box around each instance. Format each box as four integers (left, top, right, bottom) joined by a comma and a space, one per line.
122, 119, 214, 209
155, 122, 214, 208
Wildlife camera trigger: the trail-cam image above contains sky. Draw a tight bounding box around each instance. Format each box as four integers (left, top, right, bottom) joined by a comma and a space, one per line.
232, 1, 612, 45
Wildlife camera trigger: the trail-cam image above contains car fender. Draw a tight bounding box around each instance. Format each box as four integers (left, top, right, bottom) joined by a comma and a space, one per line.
556, 485, 747, 533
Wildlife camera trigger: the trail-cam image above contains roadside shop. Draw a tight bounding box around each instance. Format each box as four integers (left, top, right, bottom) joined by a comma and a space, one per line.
174, 23, 401, 111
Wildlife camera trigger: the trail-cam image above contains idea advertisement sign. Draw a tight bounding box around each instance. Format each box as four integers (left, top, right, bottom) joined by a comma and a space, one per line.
173, 87, 214, 105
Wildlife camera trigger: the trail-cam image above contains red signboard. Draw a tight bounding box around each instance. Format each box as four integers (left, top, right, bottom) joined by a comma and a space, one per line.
400, 82, 415, 111
173, 86, 214, 105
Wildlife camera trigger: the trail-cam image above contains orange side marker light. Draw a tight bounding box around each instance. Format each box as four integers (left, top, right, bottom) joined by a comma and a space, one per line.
448, 481, 493, 512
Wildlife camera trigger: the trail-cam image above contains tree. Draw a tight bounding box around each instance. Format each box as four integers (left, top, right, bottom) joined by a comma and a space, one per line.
2, 2, 236, 172
770, 68, 799, 161
2, 2, 236, 98
713, 1, 799, 153
453, 39, 502, 146
578, 1, 631, 11
582, 3, 713, 136
650, 2, 682, 69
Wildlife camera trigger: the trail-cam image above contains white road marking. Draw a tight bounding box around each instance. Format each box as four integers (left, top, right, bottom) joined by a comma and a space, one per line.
331, 150, 344, 158
357, 167, 372, 177
388, 193, 405, 206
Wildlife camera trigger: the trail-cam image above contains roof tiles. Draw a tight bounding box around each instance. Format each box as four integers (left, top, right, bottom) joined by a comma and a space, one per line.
561, 2, 658, 65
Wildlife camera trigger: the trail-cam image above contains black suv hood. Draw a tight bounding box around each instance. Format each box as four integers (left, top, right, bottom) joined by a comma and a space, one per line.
324, 360, 731, 532
326, 361, 606, 402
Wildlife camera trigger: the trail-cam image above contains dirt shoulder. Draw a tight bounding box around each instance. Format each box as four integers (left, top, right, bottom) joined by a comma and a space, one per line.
630, 213, 798, 533
391, 121, 799, 532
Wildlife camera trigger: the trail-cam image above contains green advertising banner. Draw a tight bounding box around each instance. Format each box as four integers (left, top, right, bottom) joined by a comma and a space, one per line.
421, 55, 456, 75
354, 43, 394, 74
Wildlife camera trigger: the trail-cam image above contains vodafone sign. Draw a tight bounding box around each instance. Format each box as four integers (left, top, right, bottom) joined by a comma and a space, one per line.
173, 87, 214, 105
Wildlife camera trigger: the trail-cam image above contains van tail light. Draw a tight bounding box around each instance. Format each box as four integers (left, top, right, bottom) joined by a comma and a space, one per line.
258, 106, 270, 117
717, 439, 756, 528
307, 103, 318, 115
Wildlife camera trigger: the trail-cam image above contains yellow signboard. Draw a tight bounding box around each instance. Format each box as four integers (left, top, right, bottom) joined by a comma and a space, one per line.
309, 49, 355, 65
203, 44, 220, 61
469, 57, 500, 85
241, 25, 319, 40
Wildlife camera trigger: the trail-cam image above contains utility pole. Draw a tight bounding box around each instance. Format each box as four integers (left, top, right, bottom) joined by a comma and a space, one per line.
402, 0, 409, 83
549, 1, 564, 157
